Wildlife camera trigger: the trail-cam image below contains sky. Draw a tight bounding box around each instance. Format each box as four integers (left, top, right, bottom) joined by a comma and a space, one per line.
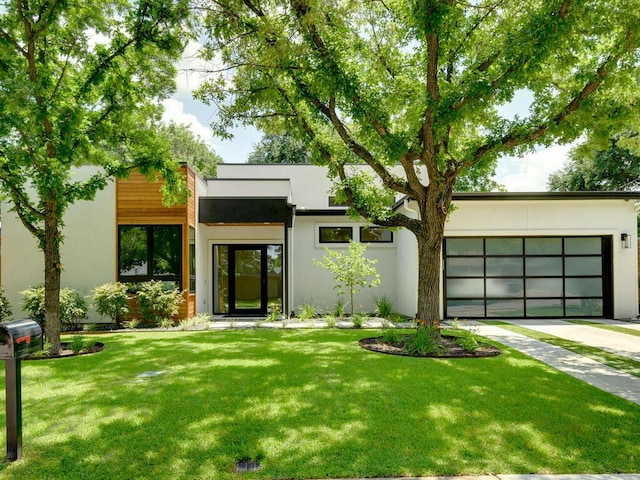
161, 41, 572, 192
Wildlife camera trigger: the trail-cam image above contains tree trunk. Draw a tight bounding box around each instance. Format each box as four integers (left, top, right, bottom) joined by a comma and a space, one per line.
414, 184, 452, 326
43, 201, 62, 354
415, 225, 446, 325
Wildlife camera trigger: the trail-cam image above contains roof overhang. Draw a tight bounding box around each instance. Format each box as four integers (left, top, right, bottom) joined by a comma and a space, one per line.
199, 197, 295, 227
394, 191, 640, 210
450, 191, 640, 201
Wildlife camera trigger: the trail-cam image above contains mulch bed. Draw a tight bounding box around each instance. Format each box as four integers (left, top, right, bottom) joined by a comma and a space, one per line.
359, 334, 501, 358
26, 341, 105, 360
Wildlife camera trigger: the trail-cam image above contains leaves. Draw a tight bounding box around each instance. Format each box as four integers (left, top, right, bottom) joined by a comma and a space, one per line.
197, 0, 640, 208
313, 241, 380, 315
0, 0, 191, 347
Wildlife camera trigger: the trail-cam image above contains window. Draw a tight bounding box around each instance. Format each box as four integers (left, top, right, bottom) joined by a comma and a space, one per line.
360, 226, 393, 243
118, 225, 182, 288
319, 226, 353, 243
189, 227, 196, 293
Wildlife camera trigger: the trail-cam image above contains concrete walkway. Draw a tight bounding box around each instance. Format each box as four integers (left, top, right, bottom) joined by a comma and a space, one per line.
472, 320, 640, 406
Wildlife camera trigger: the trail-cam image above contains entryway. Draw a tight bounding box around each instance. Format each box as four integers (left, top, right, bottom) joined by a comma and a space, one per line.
213, 244, 283, 316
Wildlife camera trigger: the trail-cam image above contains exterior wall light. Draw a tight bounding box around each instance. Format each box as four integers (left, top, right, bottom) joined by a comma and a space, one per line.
621, 233, 631, 249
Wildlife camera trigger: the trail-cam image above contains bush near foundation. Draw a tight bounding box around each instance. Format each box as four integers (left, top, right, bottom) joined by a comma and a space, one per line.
21, 285, 88, 331
92, 282, 130, 326
0, 286, 13, 321
135, 281, 184, 326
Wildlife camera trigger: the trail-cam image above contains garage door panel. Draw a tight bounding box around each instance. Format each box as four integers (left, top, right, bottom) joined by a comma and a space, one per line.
444, 236, 612, 319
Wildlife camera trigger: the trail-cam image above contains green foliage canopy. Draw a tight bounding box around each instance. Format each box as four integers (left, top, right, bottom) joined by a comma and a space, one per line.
548, 134, 640, 191
195, 0, 640, 320
248, 133, 311, 164
160, 122, 222, 177
0, 0, 190, 350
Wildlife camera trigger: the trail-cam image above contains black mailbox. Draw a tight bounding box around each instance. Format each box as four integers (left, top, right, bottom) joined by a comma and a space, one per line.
0, 319, 43, 461
0, 319, 43, 359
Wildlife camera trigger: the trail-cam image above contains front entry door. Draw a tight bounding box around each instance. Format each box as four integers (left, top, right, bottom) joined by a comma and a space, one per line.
229, 246, 267, 315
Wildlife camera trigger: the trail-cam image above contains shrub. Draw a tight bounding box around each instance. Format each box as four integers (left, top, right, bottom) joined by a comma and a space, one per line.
21, 285, 88, 331
91, 282, 130, 326
374, 295, 394, 319
0, 286, 12, 321
403, 326, 443, 356
296, 301, 318, 321
351, 312, 366, 328
135, 281, 184, 325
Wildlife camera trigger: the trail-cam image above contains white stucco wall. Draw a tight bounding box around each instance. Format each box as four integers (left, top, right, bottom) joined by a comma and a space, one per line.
194, 174, 209, 314
205, 178, 292, 201
217, 163, 425, 210
1, 167, 117, 322
291, 216, 398, 315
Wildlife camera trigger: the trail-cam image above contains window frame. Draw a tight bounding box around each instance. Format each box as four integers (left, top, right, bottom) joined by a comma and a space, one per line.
118, 224, 183, 289
359, 226, 393, 243
318, 226, 354, 244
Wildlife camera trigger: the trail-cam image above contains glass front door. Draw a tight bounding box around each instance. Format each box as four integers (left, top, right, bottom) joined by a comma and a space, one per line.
232, 247, 264, 313
214, 244, 283, 316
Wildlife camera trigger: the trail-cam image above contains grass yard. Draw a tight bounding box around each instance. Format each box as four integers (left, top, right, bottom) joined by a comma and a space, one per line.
0, 329, 639, 479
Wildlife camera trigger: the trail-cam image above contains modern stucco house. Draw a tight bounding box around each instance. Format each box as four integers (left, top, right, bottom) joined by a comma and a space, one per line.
2, 163, 639, 322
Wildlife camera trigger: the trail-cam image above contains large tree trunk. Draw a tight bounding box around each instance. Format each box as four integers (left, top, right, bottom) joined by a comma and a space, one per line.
43, 201, 62, 354
414, 184, 452, 326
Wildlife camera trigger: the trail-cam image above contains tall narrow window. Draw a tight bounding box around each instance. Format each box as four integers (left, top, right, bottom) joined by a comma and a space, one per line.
189, 227, 196, 293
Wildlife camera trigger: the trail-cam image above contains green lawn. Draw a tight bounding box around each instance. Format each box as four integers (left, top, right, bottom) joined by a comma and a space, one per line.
1, 329, 639, 479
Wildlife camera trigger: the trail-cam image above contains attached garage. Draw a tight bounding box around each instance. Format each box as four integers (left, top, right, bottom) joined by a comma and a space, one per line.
396, 191, 639, 320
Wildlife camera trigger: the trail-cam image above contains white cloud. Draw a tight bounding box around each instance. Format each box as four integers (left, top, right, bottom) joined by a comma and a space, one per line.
161, 98, 218, 150
494, 143, 574, 192
174, 40, 218, 96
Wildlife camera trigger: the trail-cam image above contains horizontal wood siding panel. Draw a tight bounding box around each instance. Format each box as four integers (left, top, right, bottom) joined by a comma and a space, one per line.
116, 169, 188, 224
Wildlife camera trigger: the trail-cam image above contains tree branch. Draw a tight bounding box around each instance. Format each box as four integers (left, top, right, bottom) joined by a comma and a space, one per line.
472, 43, 631, 162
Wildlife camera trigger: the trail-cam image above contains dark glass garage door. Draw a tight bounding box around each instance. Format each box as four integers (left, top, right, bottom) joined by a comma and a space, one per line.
444, 236, 612, 318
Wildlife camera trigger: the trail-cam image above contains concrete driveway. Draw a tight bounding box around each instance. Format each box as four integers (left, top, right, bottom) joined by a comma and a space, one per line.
472, 319, 640, 406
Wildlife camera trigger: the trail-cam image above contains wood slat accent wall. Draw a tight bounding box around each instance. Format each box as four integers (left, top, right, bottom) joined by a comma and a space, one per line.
116, 166, 196, 320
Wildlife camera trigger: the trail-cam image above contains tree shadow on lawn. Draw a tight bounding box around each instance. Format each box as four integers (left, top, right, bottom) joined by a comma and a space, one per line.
0, 329, 639, 479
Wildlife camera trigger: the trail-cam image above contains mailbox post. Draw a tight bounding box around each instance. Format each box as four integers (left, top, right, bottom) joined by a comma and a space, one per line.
0, 319, 43, 461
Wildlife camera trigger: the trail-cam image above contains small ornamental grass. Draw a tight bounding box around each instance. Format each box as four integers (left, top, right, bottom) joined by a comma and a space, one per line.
374, 294, 394, 319
295, 301, 318, 320
402, 325, 443, 356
